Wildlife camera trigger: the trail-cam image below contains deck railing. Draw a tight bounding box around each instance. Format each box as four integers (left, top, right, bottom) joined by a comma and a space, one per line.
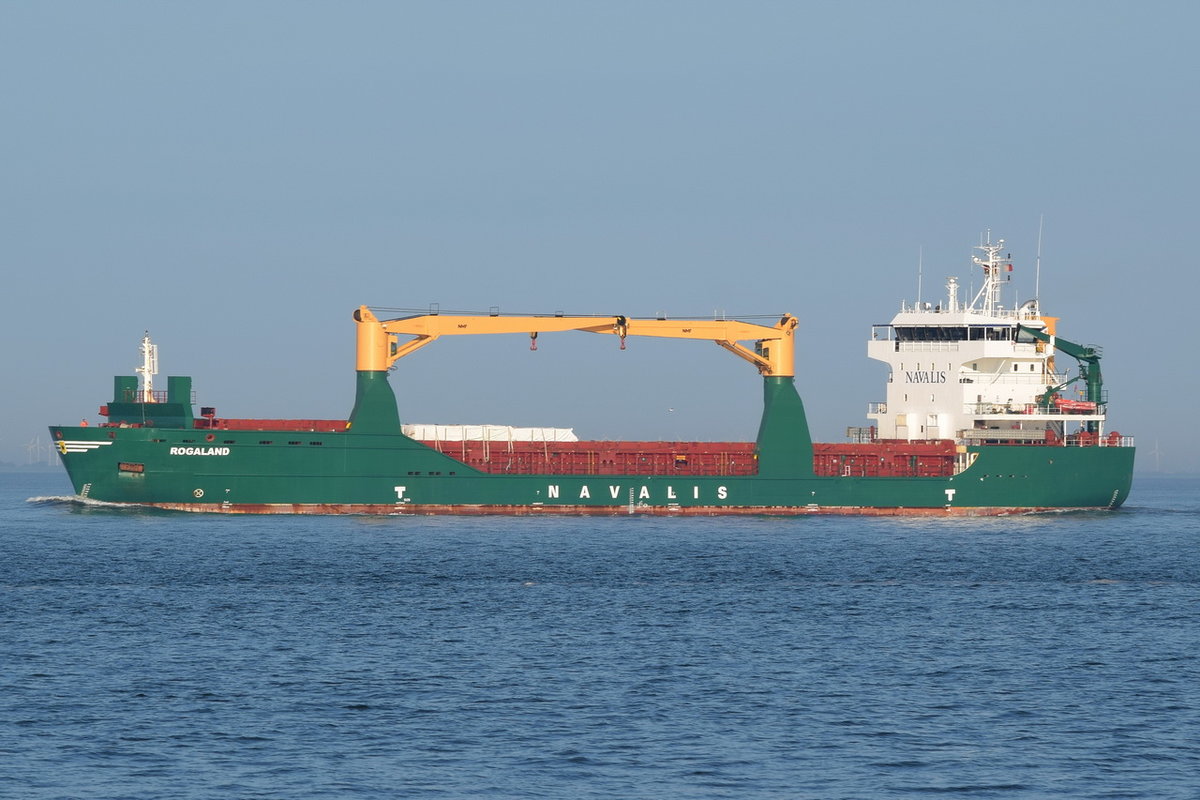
965, 402, 1107, 417
117, 389, 198, 404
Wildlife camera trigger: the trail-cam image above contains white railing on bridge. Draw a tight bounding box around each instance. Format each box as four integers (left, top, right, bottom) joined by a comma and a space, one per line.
896, 302, 1044, 321
895, 341, 961, 352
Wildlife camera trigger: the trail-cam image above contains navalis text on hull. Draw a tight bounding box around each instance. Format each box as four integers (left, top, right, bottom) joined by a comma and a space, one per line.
50, 234, 1135, 515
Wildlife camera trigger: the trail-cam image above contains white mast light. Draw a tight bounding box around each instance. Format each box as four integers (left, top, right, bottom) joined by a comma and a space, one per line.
136, 332, 159, 403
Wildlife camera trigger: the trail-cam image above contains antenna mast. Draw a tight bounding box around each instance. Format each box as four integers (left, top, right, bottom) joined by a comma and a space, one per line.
136, 332, 159, 403
917, 245, 923, 307
1035, 214, 1044, 313
968, 230, 1012, 315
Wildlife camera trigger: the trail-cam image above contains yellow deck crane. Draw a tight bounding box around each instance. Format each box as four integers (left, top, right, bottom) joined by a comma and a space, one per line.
348, 306, 809, 475
353, 306, 798, 377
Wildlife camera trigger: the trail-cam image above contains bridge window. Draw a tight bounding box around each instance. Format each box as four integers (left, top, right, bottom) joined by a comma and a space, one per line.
894, 326, 969, 342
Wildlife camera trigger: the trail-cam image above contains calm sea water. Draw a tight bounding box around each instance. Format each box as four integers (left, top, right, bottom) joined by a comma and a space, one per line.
2, 472, 1198, 799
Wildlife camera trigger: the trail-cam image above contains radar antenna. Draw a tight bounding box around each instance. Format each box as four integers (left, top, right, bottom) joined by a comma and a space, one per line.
968, 230, 1013, 315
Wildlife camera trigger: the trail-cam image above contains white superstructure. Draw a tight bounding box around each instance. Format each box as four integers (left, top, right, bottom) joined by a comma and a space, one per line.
866, 233, 1107, 444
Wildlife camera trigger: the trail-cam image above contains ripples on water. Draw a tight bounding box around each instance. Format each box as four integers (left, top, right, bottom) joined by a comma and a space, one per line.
4, 473, 1199, 799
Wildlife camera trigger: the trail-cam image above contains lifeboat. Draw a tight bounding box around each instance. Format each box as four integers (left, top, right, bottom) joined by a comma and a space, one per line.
1053, 397, 1098, 413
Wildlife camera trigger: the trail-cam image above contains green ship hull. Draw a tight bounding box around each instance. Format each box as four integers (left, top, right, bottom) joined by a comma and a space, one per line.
50, 373, 1135, 515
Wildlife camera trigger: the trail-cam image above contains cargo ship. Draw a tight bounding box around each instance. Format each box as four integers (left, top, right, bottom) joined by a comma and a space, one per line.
50, 235, 1134, 515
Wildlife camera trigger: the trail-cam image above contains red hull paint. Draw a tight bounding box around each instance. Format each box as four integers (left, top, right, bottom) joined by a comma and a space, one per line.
194, 418, 347, 432
422, 440, 759, 476
812, 440, 958, 477
189, 416, 969, 479
136, 502, 1074, 516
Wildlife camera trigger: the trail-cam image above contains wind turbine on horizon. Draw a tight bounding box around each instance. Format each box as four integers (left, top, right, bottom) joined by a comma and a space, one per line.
1144, 439, 1162, 473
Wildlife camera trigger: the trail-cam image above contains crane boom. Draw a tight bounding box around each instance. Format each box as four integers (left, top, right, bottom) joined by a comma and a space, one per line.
1017, 324, 1104, 407
354, 306, 799, 377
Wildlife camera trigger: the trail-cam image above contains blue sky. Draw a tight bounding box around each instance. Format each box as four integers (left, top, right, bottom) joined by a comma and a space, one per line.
2, 2, 1195, 472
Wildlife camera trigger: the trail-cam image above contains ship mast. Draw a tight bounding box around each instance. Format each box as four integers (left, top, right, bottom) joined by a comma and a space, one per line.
136, 332, 158, 403
968, 231, 1013, 315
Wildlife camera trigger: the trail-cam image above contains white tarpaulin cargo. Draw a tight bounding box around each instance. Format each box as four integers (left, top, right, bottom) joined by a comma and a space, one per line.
402, 424, 578, 442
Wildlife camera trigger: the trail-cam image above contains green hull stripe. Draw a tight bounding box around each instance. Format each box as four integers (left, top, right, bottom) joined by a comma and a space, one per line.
51, 372, 1135, 513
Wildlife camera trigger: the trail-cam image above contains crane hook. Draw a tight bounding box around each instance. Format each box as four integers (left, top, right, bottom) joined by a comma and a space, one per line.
530, 332, 538, 351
